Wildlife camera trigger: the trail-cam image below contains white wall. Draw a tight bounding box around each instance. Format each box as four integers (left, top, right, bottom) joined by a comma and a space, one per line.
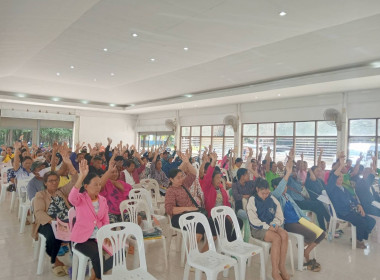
77, 111, 137, 145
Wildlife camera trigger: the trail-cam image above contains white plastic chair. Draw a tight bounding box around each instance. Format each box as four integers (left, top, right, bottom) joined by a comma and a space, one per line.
120, 199, 168, 269
69, 208, 92, 280
287, 232, 316, 271
179, 212, 239, 280
249, 236, 295, 276
0, 166, 12, 204
166, 215, 186, 267
211, 206, 265, 280
324, 195, 357, 250
96, 222, 157, 279
18, 179, 32, 233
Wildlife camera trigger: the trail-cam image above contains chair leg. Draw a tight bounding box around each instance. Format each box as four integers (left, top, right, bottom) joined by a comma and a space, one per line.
259, 249, 266, 280
195, 269, 202, 280
287, 239, 294, 276
223, 267, 229, 278
19, 206, 28, 234
351, 225, 357, 250
296, 236, 304, 271
77, 257, 87, 280
37, 237, 46, 275
161, 236, 168, 268
33, 239, 40, 261
239, 257, 247, 280
234, 264, 240, 280
183, 264, 190, 280
10, 191, 16, 212
72, 253, 79, 280
180, 236, 186, 267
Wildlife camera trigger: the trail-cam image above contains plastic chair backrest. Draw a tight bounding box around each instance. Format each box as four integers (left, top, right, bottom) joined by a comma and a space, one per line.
211, 206, 243, 245
17, 179, 31, 202
192, 162, 200, 170
128, 188, 153, 213
1, 167, 12, 184
179, 212, 216, 256
140, 179, 159, 189
133, 182, 143, 189
96, 222, 148, 276
326, 195, 338, 219
68, 207, 76, 231
119, 199, 152, 225
142, 183, 161, 206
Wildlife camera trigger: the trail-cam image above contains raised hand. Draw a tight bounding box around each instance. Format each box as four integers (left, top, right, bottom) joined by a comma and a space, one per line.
14, 141, 21, 150
248, 147, 253, 156
79, 159, 89, 178
301, 152, 304, 161
107, 137, 112, 146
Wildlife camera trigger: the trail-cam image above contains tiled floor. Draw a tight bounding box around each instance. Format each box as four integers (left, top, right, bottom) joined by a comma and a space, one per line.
0, 195, 379, 280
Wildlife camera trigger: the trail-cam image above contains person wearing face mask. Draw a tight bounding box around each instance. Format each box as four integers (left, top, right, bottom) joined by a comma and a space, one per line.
26, 161, 47, 200
327, 154, 376, 249
69, 160, 113, 280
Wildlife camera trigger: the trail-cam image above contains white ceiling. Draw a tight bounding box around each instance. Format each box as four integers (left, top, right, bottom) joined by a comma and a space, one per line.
1, 0, 380, 113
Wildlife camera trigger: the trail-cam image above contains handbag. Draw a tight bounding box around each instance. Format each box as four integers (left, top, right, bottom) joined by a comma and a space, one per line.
181, 185, 208, 216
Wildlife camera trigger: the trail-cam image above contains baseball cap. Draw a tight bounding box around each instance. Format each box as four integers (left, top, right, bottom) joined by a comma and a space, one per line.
31, 161, 45, 172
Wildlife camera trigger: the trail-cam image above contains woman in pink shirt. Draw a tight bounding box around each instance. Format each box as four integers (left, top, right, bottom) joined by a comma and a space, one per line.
69, 160, 113, 280
100, 166, 132, 223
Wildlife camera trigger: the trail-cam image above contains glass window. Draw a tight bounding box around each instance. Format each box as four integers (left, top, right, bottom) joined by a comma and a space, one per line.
191, 137, 200, 158
348, 137, 375, 167
242, 137, 256, 161
224, 138, 234, 157
182, 127, 190, 137
191, 126, 200, 137
0, 129, 10, 146
202, 126, 211, 136
259, 123, 274, 136
181, 137, 190, 153
275, 138, 293, 162
317, 121, 337, 136
276, 122, 293, 136
295, 138, 315, 166
316, 138, 337, 168
39, 128, 73, 148
213, 125, 224, 137
212, 137, 224, 158
258, 138, 274, 157
201, 137, 211, 152
225, 125, 234, 137
243, 124, 257, 136
296, 122, 315, 136
349, 119, 376, 136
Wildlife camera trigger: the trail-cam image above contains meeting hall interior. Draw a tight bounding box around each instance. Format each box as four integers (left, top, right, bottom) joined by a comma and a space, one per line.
1, 1, 380, 280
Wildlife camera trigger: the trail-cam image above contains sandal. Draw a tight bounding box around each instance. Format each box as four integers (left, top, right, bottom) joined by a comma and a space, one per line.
304, 259, 321, 272
52, 266, 66, 277
62, 266, 69, 275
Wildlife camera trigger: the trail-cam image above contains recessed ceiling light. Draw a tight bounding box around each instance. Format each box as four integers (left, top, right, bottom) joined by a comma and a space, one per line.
184, 47, 189, 51
279, 11, 287, 16
370, 61, 380, 68
132, 33, 138, 37
93, 78, 97, 82
70, 65, 75, 69
150, 58, 156, 62
110, 73, 115, 76
277, 94, 281, 96
109, 103, 116, 107
56, 72, 60, 76
81, 100, 89, 104
184, 94, 192, 98
17, 93, 26, 98
52, 97, 60, 102
255, 96, 258, 99
103, 48, 108, 52
130, 104, 135, 107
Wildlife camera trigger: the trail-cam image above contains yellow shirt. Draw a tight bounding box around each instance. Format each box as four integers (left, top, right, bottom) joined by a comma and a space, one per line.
58, 175, 71, 188
2, 154, 14, 163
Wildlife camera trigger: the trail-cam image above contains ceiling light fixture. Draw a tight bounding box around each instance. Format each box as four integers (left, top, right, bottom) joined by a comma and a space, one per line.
150, 58, 156, 62
103, 48, 108, 52
370, 61, 380, 68
81, 100, 89, 104
110, 73, 115, 76
17, 93, 26, 98
93, 78, 97, 82
130, 104, 135, 107
184, 47, 189, 51
52, 97, 60, 102
255, 96, 258, 99
70, 65, 75, 69
279, 11, 287, 16
109, 103, 116, 107
56, 72, 60, 76
184, 94, 192, 98
277, 94, 281, 96
132, 33, 138, 37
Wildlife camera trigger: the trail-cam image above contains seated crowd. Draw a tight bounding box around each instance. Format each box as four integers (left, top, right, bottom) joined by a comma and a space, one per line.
1, 138, 379, 280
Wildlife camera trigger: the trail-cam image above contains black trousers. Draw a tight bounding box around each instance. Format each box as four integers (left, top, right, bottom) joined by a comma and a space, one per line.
75, 239, 113, 279
38, 223, 62, 264
295, 200, 330, 231
340, 212, 376, 241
